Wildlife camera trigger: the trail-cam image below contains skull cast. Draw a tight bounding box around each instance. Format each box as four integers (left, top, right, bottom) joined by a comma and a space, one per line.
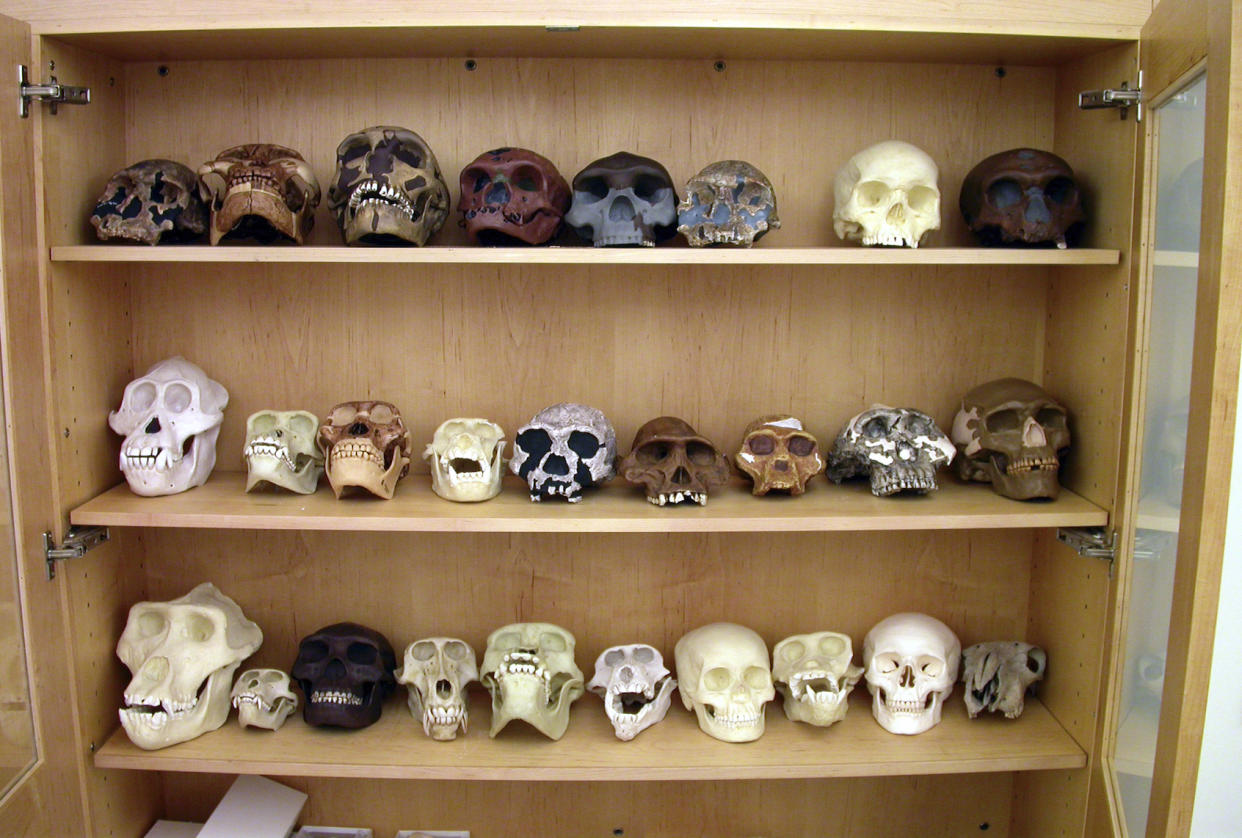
243, 409, 324, 495
197, 143, 321, 245
108, 356, 229, 496
772, 631, 863, 728
509, 403, 616, 503
423, 417, 506, 503
91, 159, 207, 245
675, 622, 775, 743
735, 415, 824, 496
619, 416, 731, 507
564, 151, 679, 246
961, 641, 1047, 720
677, 159, 780, 247
480, 622, 584, 740
826, 405, 956, 497
117, 582, 262, 750
863, 612, 960, 735
230, 668, 298, 732
317, 401, 412, 500
291, 622, 397, 729
833, 140, 941, 248
459, 147, 571, 245
587, 643, 678, 741
396, 637, 478, 741
328, 126, 450, 246
951, 378, 1070, 500
960, 148, 1085, 248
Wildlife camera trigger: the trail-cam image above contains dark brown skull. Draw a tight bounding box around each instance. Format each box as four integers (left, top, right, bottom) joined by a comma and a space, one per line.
564, 151, 679, 246
197, 143, 320, 244
619, 416, 731, 506
91, 159, 208, 245
317, 401, 412, 499
959, 148, 1085, 248
291, 622, 396, 729
459, 147, 571, 246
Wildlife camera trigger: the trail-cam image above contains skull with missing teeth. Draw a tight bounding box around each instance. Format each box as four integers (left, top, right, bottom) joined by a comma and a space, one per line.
587, 644, 678, 741
675, 622, 775, 743
962, 641, 1047, 719
423, 418, 506, 502
480, 622, 584, 740
318, 401, 412, 499
396, 637, 478, 741
243, 409, 324, 494
230, 668, 298, 731
510, 403, 616, 502
833, 140, 940, 248
619, 416, 731, 506
827, 405, 955, 496
735, 415, 824, 496
91, 158, 208, 245
197, 143, 320, 244
773, 631, 863, 728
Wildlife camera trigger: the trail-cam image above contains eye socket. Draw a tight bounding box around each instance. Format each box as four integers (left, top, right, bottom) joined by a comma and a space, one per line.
686, 441, 717, 466
393, 145, 424, 169
567, 430, 601, 460
987, 178, 1023, 210
780, 641, 806, 661
604, 649, 626, 667
261, 670, 283, 684
918, 656, 945, 677
986, 409, 1022, 433
368, 404, 396, 424
634, 441, 670, 465
540, 632, 567, 652
747, 435, 776, 455
1036, 407, 1067, 430
411, 641, 438, 662
1044, 176, 1077, 205
907, 185, 938, 212
181, 613, 215, 643
703, 667, 732, 691
818, 636, 846, 656
300, 639, 329, 662
289, 414, 316, 434
513, 166, 542, 192
126, 381, 158, 412
493, 631, 520, 650
250, 413, 277, 433
875, 654, 900, 674
788, 435, 817, 457
347, 642, 378, 665
467, 169, 491, 194
856, 180, 892, 207
444, 640, 470, 661
633, 174, 668, 202
632, 646, 655, 663
339, 142, 370, 164
329, 405, 359, 426
163, 383, 192, 413
516, 428, 553, 460
862, 416, 891, 438
137, 611, 166, 638
743, 666, 770, 689
579, 177, 610, 203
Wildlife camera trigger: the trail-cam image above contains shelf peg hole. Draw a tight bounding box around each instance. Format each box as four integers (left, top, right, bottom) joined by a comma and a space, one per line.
714, 60, 727, 72
464, 59, 478, 71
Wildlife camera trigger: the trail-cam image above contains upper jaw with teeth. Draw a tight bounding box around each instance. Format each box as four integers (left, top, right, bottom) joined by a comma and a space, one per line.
348, 178, 415, 219
498, 650, 552, 701
647, 490, 707, 506
310, 688, 365, 706
244, 435, 299, 472
789, 671, 847, 706
123, 445, 184, 472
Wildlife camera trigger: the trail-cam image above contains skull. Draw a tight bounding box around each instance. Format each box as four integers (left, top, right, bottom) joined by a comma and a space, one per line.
862, 612, 960, 735
618, 416, 731, 506
961, 641, 1047, 720
675, 622, 775, 743
458, 147, 571, 246
833, 140, 940, 248
108, 356, 229, 496
950, 378, 1070, 500
564, 151, 679, 246
91, 159, 207, 245
396, 637, 478, 741
735, 415, 824, 496
960, 147, 1085, 248
480, 622, 584, 740
422, 418, 506, 503
328, 126, 450, 247
317, 401, 412, 500
230, 668, 298, 731
243, 409, 324, 495
586, 643, 678, 741
509, 403, 616, 503
772, 631, 863, 728
116, 582, 262, 750
197, 143, 321, 245
291, 622, 397, 729
826, 405, 955, 496
677, 159, 780, 247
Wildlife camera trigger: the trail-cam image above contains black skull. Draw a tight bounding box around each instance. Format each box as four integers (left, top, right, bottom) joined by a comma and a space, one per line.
291, 622, 396, 729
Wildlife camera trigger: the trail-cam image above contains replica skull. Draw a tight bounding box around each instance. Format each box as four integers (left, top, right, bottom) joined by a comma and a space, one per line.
243, 409, 324, 495
675, 623, 775, 743
291, 622, 396, 729
677, 159, 780, 247
833, 140, 941, 248
863, 612, 960, 735
91, 159, 207, 245
197, 143, 321, 245
108, 356, 229, 496
564, 151, 679, 246
961, 641, 1047, 719
951, 378, 1070, 500
422, 418, 506, 503
772, 631, 863, 728
396, 637, 478, 741
459, 147, 571, 245
509, 403, 616, 502
328, 125, 450, 246
480, 622, 584, 740
960, 147, 1085, 248
735, 415, 824, 496
619, 416, 731, 506
230, 668, 298, 731
116, 582, 262, 750
317, 401, 412, 500
826, 405, 955, 496
587, 643, 678, 741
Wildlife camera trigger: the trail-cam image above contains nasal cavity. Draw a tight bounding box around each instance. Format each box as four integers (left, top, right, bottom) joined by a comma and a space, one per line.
485, 182, 510, 205
349, 422, 370, 436
609, 195, 636, 221
774, 460, 790, 472
543, 454, 570, 476
1024, 191, 1052, 225
145, 417, 161, 434
672, 466, 690, 485
436, 679, 452, 698
325, 659, 346, 679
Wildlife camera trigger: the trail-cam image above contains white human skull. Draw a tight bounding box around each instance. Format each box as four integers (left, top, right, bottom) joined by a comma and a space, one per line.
862, 612, 960, 735
480, 622, 584, 740
422, 418, 506, 503
230, 668, 298, 731
961, 641, 1047, 719
587, 643, 678, 741
117, 582, 262, 750
833, 140, 941, 248
108, 357, 229, 496
675, 623, 775, 743
772, 631, 862, 728
509, 403, 616, 502
243, 409, 324, 494
396, 637, 478, 741
826, 405, 955, 496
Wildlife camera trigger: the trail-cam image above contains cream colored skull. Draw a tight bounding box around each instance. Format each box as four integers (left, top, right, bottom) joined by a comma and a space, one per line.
863, 612, 959, 735
480, 622, 584, 740
833, 140, 940, 248
244, 409, 324, 494
197, 143, 321, 245
772, 631, 862, 728
422, 418, 506, 502
231, 668, 298, 731
735, 415, 824, 496
675, 622, 775, 743
317, 401, 411, 499
396, 637, 478, 741
961, 641, 1046, 719
587, 643, 678, 741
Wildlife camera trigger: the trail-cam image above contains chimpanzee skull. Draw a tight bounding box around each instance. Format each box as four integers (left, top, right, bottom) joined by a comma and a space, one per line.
317, 401, 411, 499
423, 418, 506, 503
108, 357, 229, 496
587, 643, 678, 741
231, 668, 298, 731
863, 612, 960, 735
735, 415, 823, 496
396, 637, 478, 741
619, 416, 731, 506
197, 143, 320, 244
833, 140, 940, 248
480, 622, 584, 740
91, 159, 207, 245
960, 148, 1085, 248
961, 641, 1047, 719
291, 622, 396, 729
676, 623, 775, 743
510, 403, 616, 502
827, 406, 955, 496
677, 159, 780, 247
243, 409, 324, 494
117, 582, 262, 750
459, 147, 571, 245
565, 151, 679, 246
772, 631, 862, 728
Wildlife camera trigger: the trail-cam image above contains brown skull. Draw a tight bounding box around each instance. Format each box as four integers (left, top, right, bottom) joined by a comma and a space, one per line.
677, 160, 780, 247
735, 415, 823, 496
317, 401, 411, 499
197, 144, 320, 245
564, 151, 679, 246
959, 148, 1085, 248
291, 622, 396, 729
619, 417, 731, 506
459, 147, 571, 246
91, 159, 207, 245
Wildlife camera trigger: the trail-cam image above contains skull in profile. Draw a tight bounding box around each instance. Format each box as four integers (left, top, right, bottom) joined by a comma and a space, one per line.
961, 640, 1047, 719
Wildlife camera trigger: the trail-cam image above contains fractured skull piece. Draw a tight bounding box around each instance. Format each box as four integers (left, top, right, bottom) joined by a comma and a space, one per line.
197, 143, 321, 245
735, 415, 823, 496
243, 409, 324, 494
826, 405, 955, 497
960, 148, 1085, 248
961, 641, 1047, 719
619, 416, 730, 507
677, 160, 780, 247
772, 631, 862, 728
91, 159, 207, 245
833, 140, 941, 248
509, 403, 616, 503
231, 668, 298, 731
863, 612, 960, 735
564, 151, 679, 246
480, 622, 584, 740
459, 147, 571, 245
317, 401, 412, 500
396, 637, 478, 741
675, 622, 775, 743
587, 643, 678, 741
422, 417, 506, 503
291, 622, 396, 729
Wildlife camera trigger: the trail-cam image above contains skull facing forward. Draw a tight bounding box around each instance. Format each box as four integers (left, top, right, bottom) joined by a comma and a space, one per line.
197, 143, 320, 244
318, 401, 412, 499
480, 622, 584, 740
396, 637, 478, 741
291, 622, 396, 729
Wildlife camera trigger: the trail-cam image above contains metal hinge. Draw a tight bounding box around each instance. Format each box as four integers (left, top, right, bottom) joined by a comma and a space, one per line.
1057, 526, 1116, 563
44, 526, 109, 580
1078, 72, 1143, 122
18, 64, 90, 118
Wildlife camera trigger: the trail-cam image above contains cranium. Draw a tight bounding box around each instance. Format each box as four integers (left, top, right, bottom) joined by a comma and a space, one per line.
422, 418, 506, 503
509, 403, 616, 503
459, 147, 571, 245
677, 159, 780, 247
961, 641, 1047, 719
91, 159, 207, 245
675, 622, 775, 743
772, 631, 862, 728
230, 668, 298, 731
197, 143, 321, 245
317, 401, 412, 499
863, 612, 960, 735
564, 151, 679, 246
587, 643, 678, 741
396, 637, 478, 741
291, 622, 396, 729
618, 416, 731, 506
826, 405, 955, 496
833, 140, 940, 248
960, 147, 1085, 248
243, 409, 324, 494
735, 415, 824, 496
480, 622, 584, 740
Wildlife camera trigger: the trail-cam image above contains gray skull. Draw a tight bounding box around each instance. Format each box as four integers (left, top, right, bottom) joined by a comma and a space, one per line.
565, 151, 678, 246
827, 405, 955, 496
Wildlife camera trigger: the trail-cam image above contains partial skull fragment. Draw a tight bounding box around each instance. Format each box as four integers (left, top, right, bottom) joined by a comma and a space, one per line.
960, 148, 1085, 248
480, 622, 584, 740
231, 668, 298, 731
197, 143, 320, 244
772, 631, 862, 728
961, 640, 1047, 719
509, 403, 616, 503
423, 417, 506, 502
675, 622, 775, 742
459, 147, 570, 245
677, 160, 779, 247
735, 415, 823, 496
243, 409, 324, 494
396, 637, 478, 741
587, 643, 678, 741
91, 159, 207, 245
291, 622, 396, 729
619, 416, 731, 506
826, 405, 955, 496
564, 151, 679, 246
863, 612, 960, 735
318, 401, 412, 500
833, 140, 940, 248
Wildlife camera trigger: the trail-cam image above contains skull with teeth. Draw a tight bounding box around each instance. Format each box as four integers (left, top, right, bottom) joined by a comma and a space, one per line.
458, 147, 571, 246
197, 143, 320, 245
564, 151, 679, 247
317, 401, 412, 500
677, 159, 780, 247
772, 631, 863, 728
230, 668, 298, 731
396, 637, 478, 741
480, 622, 584, 740
91, 158, 208, 245
586, 643, 678, 741
509, 403, 616, 503
735, 415, 824, 496
619, 416, 731, 506
116, 582, 262, 750
833, 140, 941, 248
675, 623, 775, 743
863, 612, 960, 735
826, 405, 955, 497
422, 417, 506, 503
291, 622, 397, 729
961, 641, 1047, 720
243, 409, 324, 494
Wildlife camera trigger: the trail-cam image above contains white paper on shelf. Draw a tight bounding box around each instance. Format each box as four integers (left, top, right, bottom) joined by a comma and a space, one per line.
197, 775, 307, 838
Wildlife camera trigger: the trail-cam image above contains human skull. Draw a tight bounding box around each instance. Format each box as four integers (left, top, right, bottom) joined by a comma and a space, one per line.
243, 409, 324, 494
480, 622, 584, 740
677, 159, 780, 247
960, 148, 1085, 248
509, 403, 616, 502
826, 405, 955, 496
91, 159, 207, 245
772, 631, 862, 728
863, 612, 960, 735
587, 643, 678, 741
676, 623, 775, 743
961, 641, 1047, 719
396, 637, 478, 741
564, 151, 679, 246
833, 140, 940, 248
951, 378, 1070, 500
291, 622, 396, 729
108, 357, 229, 496
619, 416, 731, 506
197, 143, 320, 245
735, 415, 823, 496
422, 418, 506, 503
317, 401, 412, 499
459, 147, 571, 245
116, 582, 262, 750
230, 668, 298, 731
